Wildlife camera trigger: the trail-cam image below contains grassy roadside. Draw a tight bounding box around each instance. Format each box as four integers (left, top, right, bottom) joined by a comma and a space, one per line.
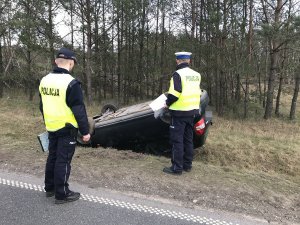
0, 94, 299, 224
202, 116, 300, 175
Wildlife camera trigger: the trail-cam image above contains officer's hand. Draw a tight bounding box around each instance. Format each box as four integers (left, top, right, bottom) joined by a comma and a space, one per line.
82, 134, 91, 142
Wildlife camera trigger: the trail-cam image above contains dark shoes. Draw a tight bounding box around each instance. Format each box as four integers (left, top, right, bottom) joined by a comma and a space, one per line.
47, 190, 80, 204
183, 167, 192, 172
163, 166, 192, 175
163, 167, 182, 175
55, 191, 81, 204
46, 191, 55, 198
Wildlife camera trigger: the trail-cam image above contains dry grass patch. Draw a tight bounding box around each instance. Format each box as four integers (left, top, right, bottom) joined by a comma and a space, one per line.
201, 116, 300, 175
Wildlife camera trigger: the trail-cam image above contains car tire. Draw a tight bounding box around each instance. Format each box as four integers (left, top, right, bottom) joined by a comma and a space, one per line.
101, 104, 118, 115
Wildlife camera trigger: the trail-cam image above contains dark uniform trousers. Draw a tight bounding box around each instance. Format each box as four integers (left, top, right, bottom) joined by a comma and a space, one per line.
170, 116, 194, 172
44, 132, 76, 200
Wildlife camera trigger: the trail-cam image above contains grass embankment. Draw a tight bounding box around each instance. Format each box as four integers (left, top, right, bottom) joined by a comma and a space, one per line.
202, 117, 300, 175
1, 93, 298, 175
0, 93, 299, 224
196, 89, 300, 175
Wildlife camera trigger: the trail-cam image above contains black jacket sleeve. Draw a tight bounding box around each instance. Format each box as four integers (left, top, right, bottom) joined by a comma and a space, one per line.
166, 72, 182, 106
66, 80, 89, 135
39, 93, 45, 121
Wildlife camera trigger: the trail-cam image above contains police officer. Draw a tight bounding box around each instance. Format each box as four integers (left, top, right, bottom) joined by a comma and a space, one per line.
39, 47, 90, 203
163, 52, 201, 175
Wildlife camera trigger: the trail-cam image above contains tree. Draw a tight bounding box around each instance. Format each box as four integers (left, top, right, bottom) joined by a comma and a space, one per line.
244, 0, 254, 118
261, 0, 286, 119
15, 0, 46, 101
0, 0, 299, 121
44, 0, 58, 63
0, 38, 3, 98
0, 0, 10, 98
290, 65, 300, 120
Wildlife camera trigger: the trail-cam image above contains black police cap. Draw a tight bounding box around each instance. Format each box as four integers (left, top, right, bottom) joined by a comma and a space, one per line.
56, 47, 77, 64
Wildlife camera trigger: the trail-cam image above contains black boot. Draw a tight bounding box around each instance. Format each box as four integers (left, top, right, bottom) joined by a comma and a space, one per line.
163, 167, 182, 175
183, 167, 192, 172
55, 191, 81, 204
46, 191, 55, 197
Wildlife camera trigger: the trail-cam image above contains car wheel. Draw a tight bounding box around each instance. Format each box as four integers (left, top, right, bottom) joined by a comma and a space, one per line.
101, 104, 118, 115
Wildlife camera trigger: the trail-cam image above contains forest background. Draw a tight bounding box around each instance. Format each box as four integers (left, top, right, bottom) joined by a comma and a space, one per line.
0, 0, 299, 120
0, 1, 300, 223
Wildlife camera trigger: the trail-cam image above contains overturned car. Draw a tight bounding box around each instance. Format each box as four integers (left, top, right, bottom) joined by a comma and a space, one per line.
78, 90, 212, 153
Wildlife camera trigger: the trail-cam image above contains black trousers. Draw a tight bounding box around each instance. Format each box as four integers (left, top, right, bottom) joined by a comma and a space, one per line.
44, 132, 76, 200
169, 116, 194, 172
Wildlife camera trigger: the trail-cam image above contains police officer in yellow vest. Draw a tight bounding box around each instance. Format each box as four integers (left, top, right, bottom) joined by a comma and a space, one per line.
163, 52, 201, 175
39, 47, 90, 203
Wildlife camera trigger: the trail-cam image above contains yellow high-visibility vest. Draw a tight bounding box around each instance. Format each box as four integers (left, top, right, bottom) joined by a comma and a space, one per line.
39, 73, 78, 131
168, 67, 201, 111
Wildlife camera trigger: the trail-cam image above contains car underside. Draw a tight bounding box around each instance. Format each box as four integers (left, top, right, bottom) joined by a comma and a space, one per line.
78, 90, 212, 154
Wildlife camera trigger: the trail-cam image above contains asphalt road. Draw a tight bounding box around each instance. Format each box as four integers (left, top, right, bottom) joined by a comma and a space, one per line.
0, 170, 269, 225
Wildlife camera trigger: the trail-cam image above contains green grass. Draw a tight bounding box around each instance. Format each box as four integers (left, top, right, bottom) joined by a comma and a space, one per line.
202, 116, 300, 176
1, 90, 299, 176
0, 92, 299, 223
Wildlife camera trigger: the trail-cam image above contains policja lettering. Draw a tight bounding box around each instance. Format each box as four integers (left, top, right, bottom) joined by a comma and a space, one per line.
186, 76, 200, 82
41, 87, 60, 96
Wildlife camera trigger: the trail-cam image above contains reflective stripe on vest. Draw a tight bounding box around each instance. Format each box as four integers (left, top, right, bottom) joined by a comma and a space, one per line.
39, 73, 78, 131
168, 67, 201, 111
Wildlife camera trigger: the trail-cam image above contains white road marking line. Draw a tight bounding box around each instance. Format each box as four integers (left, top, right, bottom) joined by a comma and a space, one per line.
0, 177, 239, 225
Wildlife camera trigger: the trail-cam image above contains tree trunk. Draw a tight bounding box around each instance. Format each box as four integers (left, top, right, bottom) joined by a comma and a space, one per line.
244, 0, 253, 118
146, 18, 150, 99
70, 1, 74, 49
111, 3, 115, 99
159, 3, 165, 94
263, 48, 268, 108
236, 74, 240, 102
214, 0, 223, 116
275, 74, 283, 116
290, 70, 300, 120
191, 0, 196, 39
264, 0, 282, 119
85, 0, 92, 104
102, 0, 107, 100
47, 0, 55, 63
275, 40, 288, 116
138, 0, 146, 100
258, 71, 262, 104
80, 6, 87, 99
219, 0, 228, 116
93, 1, 101, 102
116, 1, 124, 101
27, 49, 34, 101
0, 39, 3, 98
152, 0, 160, 98
264, 48, 278, 119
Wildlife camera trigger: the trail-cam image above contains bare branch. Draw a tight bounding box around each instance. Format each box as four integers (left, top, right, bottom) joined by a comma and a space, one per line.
260, 0, 270, 24
265, 0, 276, 10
